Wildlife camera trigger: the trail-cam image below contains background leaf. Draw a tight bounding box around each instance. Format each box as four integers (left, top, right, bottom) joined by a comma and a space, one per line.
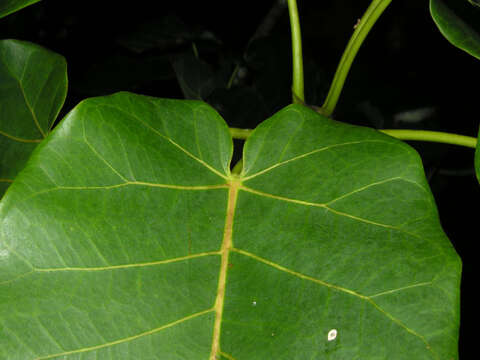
0, 39, 67, 197
0, 94, 461, 358
0, 0, 41, 19
430, 0, 480, 60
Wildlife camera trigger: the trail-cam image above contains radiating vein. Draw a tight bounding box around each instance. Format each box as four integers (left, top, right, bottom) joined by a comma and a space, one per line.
99, 103, 229, 180
83, 125, 129, 182
325, 177, 403, 205
232, 248, 367, 299
56, 182, 229, 191
0, 129, 42, 143
34, 308, 214, 360
368, 281, 433, 298
33, 251, 220, 272
220, 351, 238, 360
242, 139, 395, 181
16, 54, 47, 138
233, 248, 436, 355
0, 270, 35, 286
239, 185, 398, 230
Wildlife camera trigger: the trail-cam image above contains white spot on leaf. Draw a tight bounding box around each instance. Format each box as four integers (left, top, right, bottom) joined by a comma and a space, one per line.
327, 329, 337, 341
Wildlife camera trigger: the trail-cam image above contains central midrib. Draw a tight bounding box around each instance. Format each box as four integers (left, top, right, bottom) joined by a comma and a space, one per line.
210, 179, 240, 359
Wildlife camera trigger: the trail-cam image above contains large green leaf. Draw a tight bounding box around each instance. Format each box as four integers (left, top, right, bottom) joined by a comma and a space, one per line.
0, 39, 68, 197
430, 0, 480, 60
0, 93, 460, 359
0, 0, 41, 19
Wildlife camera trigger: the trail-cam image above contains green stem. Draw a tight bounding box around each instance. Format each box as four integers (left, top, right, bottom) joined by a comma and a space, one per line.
230, 126, 478, 149
379, 129, 477, 148
231, 159, 244, 175
287, 0, 304, 104
229, 127, 252, 140
321, 0, 393, 116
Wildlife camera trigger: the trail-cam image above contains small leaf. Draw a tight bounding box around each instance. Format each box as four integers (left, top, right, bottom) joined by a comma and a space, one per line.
0, 95, 460, 359
0, 0, 41, 19
0, 39, 67, 197
172, 53, 219, 100
430, 0, 480, 60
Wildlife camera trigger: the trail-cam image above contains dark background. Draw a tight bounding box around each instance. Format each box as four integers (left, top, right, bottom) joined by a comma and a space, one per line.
1, 0, 478, 357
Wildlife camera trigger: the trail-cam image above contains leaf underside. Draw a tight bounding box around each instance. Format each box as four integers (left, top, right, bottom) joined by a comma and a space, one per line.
0, 93, 460, 359
430, 0, 480, 60
0, 39, 68, 198
0, 0, 42, 19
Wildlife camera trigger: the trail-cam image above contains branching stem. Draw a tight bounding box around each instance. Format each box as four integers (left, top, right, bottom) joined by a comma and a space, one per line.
229, 127, 478, 149
379, 129, 477, 148
321, 0, 393, 116
287, 0, 304, 104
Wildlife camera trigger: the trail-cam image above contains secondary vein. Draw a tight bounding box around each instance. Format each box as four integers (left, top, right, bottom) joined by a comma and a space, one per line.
34, 308, 214, 360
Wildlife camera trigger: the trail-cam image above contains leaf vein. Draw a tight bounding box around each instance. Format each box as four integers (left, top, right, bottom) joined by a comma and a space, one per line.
34, 308, 214, 360
242, 140, 397, 181
98, 103, 228, 180
233, 248, 437, 356
33, 251, 220, 272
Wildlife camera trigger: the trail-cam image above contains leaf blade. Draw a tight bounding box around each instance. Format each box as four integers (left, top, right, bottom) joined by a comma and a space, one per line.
0, 100, 460, 359
0, 0, 41, 19
430, 0, 480, 60
0, 39, 67, 197
225, 104, 461, 359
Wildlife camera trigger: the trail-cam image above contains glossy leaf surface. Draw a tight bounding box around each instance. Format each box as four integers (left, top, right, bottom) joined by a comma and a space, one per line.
0, 39, 67, 197
0, 0, 41, 19
430, 0, 480, 60
0, 93, 461, 359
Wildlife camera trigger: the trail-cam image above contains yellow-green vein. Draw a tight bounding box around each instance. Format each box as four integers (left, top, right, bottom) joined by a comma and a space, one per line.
233, 247, 436, 356
33, 251, 220, 272
239, 185, 398, 230
100, 104, 229, 180
232, 248, 367, 299
210, 180, 240, 360
368, 281, 433, 298
34, 308, 214, 360
0, 129, 42, 143
241, 139, 395, 181
220, 351, 238, 360
18, 78, 47, 138
55, 182, 229, 191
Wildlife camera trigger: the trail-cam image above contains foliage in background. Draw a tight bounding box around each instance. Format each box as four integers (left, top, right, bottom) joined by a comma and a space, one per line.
0, 0, 42, 19
0, 39, 67, 196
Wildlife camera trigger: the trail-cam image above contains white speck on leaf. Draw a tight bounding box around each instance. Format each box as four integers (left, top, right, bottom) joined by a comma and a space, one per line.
327, 329, 337, 341
252, 301, 257, 306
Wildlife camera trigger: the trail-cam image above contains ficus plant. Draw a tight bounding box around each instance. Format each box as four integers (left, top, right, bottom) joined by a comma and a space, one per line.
0, 0, 479, 359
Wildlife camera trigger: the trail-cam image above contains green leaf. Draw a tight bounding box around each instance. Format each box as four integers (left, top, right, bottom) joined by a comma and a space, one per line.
430, 0, 480, 60
0, 94, 460, 359
0, 39, 68, 197
0, 0, 41, 19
